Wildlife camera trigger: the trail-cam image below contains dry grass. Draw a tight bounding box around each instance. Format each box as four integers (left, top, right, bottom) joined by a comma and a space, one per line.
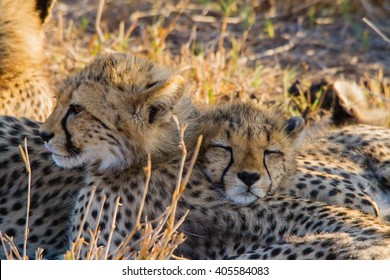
1, 118, 202, 260
64, 118, 203, 260
0, 140, 44, 260
43, 0, 389, 126
64, 119, 203, 260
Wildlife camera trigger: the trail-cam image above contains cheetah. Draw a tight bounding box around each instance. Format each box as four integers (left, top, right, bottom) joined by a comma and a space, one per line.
199, 104, 306, 205
201, 104, 382, 217
39, 53, 390, 259
332, 80, 390, 128
0, 0, 54, 121
190, 103, 390, 259
0, 116, 84, 259
0, 0, 83, 259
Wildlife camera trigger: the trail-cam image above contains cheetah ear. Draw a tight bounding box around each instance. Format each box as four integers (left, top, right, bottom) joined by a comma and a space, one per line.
284, 117, 305, 137
143, 75, 185, 124
35, 0, 56, 24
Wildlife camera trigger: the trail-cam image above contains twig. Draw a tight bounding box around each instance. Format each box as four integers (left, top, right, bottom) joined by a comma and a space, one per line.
0, 232, 10, 260
86, 194, 106, 260
159, 219, 188, 259
76, 186, 97, 241
184, 24, 197, 49
180, 135, 203, 194
118, 21, 125, 42
365, 89, 390, 104
363, 17, 390, 44
155, 118, 202, 258
95, 0, 105, 42
73, 186, 97, 260
35, 248, 44, 260
124, 13, 140, 41
159, 0, 189, 46
4, 235, 21, 260
136, 154, 152, 226
19, 138, 32, 260
239, 32, 306, 64
170, 115, 188, 230
104, 196, 121, 260
113, 154, 153, 259
92, 194, 106, 241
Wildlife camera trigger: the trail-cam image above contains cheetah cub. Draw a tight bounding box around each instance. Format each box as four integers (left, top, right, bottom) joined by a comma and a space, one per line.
200, 103, 305, 205
200, 103, 380, 216
0, 0, 54, 121
38, 53, 390, 260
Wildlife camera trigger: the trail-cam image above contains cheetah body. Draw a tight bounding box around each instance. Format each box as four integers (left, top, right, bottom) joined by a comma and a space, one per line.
39, 54, 390, 260
0, 116, 83, 259
202, 109, 389, 218
287, 124, 390, 220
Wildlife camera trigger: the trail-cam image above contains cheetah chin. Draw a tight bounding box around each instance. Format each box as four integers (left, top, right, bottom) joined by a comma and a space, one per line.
47, 142, 128, 171
51, 152, 87, 168
225, 182, 266, 205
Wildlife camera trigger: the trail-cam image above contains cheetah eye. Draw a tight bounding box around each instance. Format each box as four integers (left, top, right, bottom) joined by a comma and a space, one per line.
70, 104, 85, 115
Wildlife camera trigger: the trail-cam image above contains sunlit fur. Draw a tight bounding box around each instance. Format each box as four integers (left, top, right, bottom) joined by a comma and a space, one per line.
0, 0, 53, 121
40, 53, 196, 171
199, 103, 305, 205
38, 54, 390, 260
199, 103, 387, 218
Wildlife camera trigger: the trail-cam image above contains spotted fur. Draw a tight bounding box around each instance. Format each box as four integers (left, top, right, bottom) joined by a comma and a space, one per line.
199, 103, 305, 205
38, 56, 390, 260
201, 105, 384, 217
0, 0, 54, 121
294, 124, 390, 220
0, 116, 83, 259
233, 231, 390, 260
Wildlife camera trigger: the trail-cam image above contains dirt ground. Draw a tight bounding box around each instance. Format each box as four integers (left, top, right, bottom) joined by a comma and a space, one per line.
44, 0, 390, 123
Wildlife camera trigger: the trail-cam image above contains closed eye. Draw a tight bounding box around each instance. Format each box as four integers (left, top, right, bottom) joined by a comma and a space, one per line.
209, 143, 232, 152
264, 149, 284, 156
145, 81, 159, 90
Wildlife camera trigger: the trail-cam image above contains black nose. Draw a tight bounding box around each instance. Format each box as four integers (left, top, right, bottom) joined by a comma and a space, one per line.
39, 130, 54, 142
237, 171, 260, 187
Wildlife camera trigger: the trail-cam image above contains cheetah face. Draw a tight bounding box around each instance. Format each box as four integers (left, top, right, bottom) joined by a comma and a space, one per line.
40, 53, 184, 171
203, 143, 285, 204
201, 104, 305, 205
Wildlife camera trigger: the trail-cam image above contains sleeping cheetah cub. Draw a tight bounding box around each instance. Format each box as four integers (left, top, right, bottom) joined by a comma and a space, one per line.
195, 104, 390, 259
200, 103, 305, 204
0, 0, 54, 121
39, 53, 390, 260
201, 103, 380, 217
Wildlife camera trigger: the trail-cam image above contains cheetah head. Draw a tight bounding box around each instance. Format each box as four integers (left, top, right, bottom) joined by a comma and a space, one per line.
40, 53, 185, 171
200, 103, 305, 205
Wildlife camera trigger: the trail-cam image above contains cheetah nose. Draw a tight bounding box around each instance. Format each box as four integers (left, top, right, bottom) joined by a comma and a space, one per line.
237, 171, 260, 187
39, 130, 54, 142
